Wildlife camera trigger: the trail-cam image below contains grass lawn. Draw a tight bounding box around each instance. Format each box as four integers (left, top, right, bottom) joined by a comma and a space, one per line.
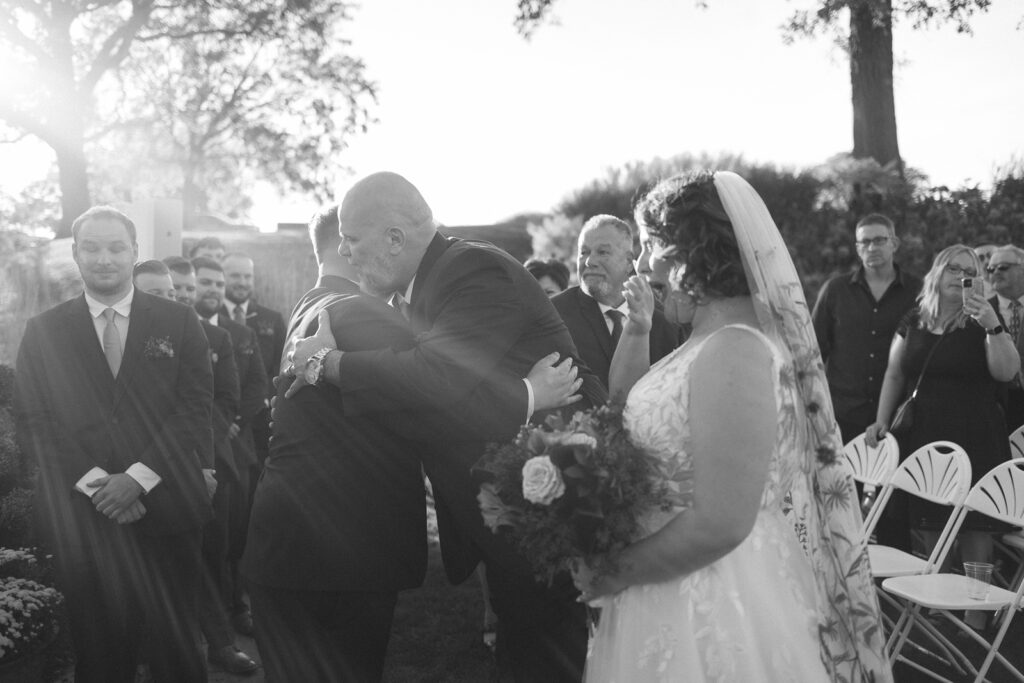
383, 543, 506, 683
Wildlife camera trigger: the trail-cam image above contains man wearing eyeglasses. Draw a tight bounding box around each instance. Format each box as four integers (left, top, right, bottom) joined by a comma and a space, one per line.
812, 213, 922, 443
988, 245, 1024, 431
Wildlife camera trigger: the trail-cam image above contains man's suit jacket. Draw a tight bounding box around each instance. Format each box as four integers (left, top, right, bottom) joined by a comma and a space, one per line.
223, 301, 285, 399
338, 234, 606, 583
243, 276, 427, 591
200, 320, 241, 481
217, 317, 267, 468
551, 285, 683, 393
15, 292, 213, 549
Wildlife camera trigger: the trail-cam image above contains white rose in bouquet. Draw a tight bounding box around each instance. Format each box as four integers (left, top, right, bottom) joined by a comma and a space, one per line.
521, 455, 566, 505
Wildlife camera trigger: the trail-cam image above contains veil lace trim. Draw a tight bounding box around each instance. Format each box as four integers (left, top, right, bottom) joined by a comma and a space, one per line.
714, 172, 892, 683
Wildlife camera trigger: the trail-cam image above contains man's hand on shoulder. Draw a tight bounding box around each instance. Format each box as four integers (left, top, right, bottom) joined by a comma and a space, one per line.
89, 473, 145, 520
284, 309, 341, 398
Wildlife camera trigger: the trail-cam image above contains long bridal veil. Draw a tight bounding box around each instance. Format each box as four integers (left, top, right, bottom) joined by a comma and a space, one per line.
714, 171, 892, 683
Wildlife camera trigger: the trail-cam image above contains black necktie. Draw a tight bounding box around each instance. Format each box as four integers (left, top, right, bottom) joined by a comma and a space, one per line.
606, 310, 624, 349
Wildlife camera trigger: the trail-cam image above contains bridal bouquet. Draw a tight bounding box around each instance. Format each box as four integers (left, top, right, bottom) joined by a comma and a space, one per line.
474, 404, 671, 584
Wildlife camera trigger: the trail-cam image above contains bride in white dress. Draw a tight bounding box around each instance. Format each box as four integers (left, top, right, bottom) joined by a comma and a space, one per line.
573, 172, 892, 683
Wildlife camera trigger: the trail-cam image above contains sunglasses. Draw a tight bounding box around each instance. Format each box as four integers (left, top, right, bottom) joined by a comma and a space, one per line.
986, 263, 1023, 275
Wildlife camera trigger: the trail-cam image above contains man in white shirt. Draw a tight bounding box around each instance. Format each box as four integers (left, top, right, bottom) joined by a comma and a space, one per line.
14, 206, 213, 682
988, 245, 1024, 431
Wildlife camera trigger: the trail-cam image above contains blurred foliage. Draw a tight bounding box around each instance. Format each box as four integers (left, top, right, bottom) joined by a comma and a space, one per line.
0, 0, 374, 234
529, 153, 1024, 304
94, 0, 375, 220
0, 364, 36, 549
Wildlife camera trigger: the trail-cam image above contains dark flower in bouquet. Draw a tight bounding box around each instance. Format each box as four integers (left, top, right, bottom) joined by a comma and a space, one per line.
474, 403, 672, 584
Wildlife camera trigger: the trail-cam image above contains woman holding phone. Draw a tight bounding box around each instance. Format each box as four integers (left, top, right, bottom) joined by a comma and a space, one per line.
866, 245, 1018, 625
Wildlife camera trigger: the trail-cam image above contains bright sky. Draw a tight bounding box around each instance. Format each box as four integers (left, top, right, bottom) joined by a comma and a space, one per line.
2, 0, 1022, 228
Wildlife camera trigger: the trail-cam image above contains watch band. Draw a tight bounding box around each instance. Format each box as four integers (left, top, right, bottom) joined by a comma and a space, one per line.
986, 324, 1006, 336
306, 347, 332, 385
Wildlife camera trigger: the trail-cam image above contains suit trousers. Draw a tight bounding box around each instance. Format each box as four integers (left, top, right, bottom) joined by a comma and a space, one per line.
200, 481, 235, 649
250, 583, 397, 683
54, 524, 206, 683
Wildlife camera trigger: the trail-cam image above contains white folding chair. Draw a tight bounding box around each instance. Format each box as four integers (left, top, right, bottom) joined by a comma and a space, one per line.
1009, 425, 1024, 460
841, 432, 899, 539
995, 427, 1024, 588
883, 459, 1024, 683
865, 441, 973, 579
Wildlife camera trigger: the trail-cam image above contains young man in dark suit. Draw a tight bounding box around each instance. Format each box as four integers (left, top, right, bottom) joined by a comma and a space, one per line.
192, 256, 267, 640
552, 214, 682, 396
243, 207, 429, 682
289, 172, 605, 683
15, 207, 213, 683
162, 257, 258, 675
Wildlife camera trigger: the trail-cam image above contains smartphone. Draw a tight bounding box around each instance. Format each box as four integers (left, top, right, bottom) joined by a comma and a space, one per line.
962, 277, 974, 306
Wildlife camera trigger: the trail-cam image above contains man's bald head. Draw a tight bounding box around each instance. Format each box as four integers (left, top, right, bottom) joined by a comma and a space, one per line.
339, 172, 433, 232
337, 172, 437, 297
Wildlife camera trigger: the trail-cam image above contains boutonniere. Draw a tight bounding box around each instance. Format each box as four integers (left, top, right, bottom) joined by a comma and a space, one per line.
144, 336, 175, 359
257, 320, 275, 337
209, 350, 219, 364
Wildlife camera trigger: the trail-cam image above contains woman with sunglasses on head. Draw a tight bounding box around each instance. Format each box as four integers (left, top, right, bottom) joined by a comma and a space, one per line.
866, 245, 1019, 626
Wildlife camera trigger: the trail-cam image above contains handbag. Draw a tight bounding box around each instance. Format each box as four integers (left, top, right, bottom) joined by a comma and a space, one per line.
888, 330, 947, 438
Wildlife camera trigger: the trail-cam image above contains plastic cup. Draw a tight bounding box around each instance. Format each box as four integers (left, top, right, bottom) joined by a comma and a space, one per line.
964, 562, 994, 600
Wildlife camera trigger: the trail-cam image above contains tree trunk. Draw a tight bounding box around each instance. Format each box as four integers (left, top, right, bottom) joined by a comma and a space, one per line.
849, 0, 902, 173
52, 132, 91, 240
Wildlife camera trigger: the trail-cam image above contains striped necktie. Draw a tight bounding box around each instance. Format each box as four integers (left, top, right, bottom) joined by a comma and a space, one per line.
232, 304, 247, 325
102, 308, 122, 377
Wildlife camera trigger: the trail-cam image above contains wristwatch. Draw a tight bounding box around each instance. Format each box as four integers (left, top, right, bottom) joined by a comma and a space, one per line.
986, 324, 1006, 336
304, 347, 332, 385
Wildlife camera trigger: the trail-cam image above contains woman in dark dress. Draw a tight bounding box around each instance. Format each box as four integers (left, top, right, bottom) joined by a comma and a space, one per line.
867, 244, 1019, 626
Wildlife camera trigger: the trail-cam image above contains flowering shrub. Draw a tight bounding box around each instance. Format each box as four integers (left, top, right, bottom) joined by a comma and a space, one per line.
0, 548, 62, 663
474, 404, 671, 584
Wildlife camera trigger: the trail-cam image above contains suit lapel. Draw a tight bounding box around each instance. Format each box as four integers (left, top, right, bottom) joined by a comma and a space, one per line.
111, 293, 151, 410
579, 289, 614, 361
69, 295, 117, 400
407, 232, 453, 330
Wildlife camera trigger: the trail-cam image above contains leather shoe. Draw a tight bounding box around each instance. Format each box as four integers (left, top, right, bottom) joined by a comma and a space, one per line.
208, 645, 258, 675
232, 609, 254, 636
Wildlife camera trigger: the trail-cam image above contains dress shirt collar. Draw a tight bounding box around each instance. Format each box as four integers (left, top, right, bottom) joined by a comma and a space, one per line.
205, 312, 220, 326
849, 264, 912, 288
85, 287, 134, 320
996, 293, 1024, 311
597, 300, 629, 317
390, 275, 417, 308
225, 299, 249, 319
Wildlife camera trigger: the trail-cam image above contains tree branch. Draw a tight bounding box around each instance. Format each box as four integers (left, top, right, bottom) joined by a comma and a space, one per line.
0, 12, 53, 65
80, 0, 157, 93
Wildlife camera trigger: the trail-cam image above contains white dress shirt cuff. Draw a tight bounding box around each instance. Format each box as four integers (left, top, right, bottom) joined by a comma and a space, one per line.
74, 466, 110, 497
523, 378, 535, 423
126, 463, 162, 493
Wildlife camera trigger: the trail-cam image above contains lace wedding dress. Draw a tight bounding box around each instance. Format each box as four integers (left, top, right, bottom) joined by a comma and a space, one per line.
584, 324, 831, 682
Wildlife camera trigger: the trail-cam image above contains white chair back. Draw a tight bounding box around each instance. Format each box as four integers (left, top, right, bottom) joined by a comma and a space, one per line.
887, 441, 973, 505
965, 458, 1024, 524
842, 432, 899, 487
1009, 425, 1024, 461
843, 432, 899, 535
864, 441, 973, 564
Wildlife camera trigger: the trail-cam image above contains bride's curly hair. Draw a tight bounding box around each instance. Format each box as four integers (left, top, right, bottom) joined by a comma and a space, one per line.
635, 171, 749, 300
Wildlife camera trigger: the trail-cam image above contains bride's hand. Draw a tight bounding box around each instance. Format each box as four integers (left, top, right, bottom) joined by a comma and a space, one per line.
622, 275, 654, 336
